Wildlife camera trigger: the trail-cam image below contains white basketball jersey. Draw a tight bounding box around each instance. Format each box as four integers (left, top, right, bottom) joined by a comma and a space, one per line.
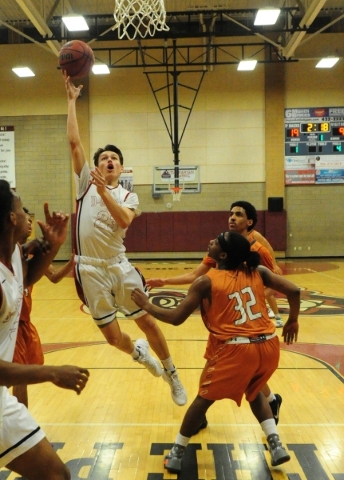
74, 163, 139, 259
0, 245, 23, 363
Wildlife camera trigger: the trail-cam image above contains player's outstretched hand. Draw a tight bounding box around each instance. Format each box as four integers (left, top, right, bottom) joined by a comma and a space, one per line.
146, 278, 165, 289
37, 202, 69, 250
51, 365, 90, 395
63, 70, 83, 100
281, 319, 299, 345
90, 167, 107, 195
131, 288, 150, 310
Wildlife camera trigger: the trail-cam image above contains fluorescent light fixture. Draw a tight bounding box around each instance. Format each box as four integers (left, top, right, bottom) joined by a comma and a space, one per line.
237, 60, 257, 71
12, 67, 35, 77
92, 64, 110, 75
254, 8, 280, 26
62, 15, 89, 31
316, 57, 339, 68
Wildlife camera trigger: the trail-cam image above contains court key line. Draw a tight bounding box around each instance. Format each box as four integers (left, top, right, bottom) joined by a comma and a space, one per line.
39, 422, 344, 427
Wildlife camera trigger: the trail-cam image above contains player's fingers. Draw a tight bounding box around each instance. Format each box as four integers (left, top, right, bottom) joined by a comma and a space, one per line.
79, 368, 90, 378
43, 202, 51, 219
36, 220, 47, 237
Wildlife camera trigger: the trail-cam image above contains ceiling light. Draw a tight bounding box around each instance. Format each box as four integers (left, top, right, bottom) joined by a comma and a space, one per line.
254, 8, 280, 26
316, 57, 340, 68
92, 64, 110, 75
12, 67, 35, 77
62, 15, 89, 31
237, 60, 257, 71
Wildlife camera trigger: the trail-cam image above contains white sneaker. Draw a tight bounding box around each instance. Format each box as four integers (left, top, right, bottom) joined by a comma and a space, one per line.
134, 339, 163, 377
162, 370, 187, 406
275, 316, 284, 328
267, 307, 275, 319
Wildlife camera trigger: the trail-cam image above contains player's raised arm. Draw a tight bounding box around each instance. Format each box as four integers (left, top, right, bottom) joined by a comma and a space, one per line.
24, 203, 69, 287
64, 71, 86, 175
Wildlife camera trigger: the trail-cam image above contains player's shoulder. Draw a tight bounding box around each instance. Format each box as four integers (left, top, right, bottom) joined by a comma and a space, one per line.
114, 185, 139, 208
250, 238, 264, 252
251, 229, 264, 241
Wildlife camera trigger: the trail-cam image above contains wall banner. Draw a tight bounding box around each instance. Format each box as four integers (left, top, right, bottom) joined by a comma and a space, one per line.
0, 126, 15, 187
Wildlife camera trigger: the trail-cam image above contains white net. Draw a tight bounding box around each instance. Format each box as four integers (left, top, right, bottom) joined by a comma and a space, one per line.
170, 186, 183, 202
113, 0, 170, 40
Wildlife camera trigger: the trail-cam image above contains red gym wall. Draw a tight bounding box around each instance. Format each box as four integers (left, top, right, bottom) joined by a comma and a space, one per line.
124, 211, 287, 254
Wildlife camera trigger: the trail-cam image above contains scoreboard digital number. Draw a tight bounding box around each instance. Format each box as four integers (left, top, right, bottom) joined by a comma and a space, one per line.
333, 126, 344, 136
300, 122, 330, 132
285, 121, 344, 154
286, 127, 300, 137
285, 107, 344, 184
286, 123, 344, 138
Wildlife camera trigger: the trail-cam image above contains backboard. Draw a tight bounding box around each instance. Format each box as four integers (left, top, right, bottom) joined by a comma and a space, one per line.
153, 165, 201, 195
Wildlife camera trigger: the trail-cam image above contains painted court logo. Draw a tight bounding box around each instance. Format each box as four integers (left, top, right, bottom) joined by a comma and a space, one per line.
148, 288, 344, 316
16, 441, 342, 480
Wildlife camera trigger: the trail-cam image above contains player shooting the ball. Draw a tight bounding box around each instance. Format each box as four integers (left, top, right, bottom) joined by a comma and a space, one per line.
63, 72, 187, 407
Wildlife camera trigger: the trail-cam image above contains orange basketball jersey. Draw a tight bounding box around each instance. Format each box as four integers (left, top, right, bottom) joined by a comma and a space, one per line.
201, 267, 275, 342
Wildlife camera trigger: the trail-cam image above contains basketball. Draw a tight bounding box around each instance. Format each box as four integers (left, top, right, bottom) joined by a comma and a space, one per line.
58, 40, 95, 79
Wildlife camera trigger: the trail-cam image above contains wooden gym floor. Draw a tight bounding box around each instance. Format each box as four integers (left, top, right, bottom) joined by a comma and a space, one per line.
3, 258, 344, 480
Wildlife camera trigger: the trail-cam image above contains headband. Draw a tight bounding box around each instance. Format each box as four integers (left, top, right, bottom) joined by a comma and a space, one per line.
217, 232, 228, 253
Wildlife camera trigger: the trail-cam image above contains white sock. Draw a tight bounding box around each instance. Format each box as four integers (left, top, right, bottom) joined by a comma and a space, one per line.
161, 357, 175, 372
267, 392, 275, 403
261, 419, 278, 438
131, 348, 140, 360
175, 433, 190, 447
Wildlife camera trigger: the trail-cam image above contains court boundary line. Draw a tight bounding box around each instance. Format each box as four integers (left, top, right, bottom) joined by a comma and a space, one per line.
38, 422, 344, 427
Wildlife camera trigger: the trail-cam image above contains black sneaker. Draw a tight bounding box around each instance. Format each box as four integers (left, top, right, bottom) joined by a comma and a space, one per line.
267, 433, 290, 467
192, 415, 208, 435
164, 443, 185, 473
269, 394, 282, 425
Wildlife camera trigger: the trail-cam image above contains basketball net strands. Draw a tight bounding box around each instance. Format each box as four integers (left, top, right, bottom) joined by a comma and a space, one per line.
113, 0, 169, 40
169, 185, 183, 201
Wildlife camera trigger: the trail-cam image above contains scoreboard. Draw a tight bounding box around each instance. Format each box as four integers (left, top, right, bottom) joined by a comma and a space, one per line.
284, 107, 344, 184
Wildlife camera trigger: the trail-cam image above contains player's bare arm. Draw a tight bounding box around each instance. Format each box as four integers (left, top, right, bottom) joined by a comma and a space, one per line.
147, 263, 211, 289
45, 252, 75, 284
64, 71, 87, 175
132, 275, 211, 326
253, 230, 282, 274
0, 361, 89, 395
258, 265, 300, 344
90, 167, 136, 229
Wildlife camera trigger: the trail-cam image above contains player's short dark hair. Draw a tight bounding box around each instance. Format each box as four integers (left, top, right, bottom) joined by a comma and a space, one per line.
230, 200, 258, 231
217, 231, 260, 270
93, 144, 123, 166
0, 180, 14, 233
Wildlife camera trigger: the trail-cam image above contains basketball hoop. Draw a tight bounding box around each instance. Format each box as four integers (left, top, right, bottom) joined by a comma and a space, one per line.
169, 186, 183, 202
113, 0, 169, 40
